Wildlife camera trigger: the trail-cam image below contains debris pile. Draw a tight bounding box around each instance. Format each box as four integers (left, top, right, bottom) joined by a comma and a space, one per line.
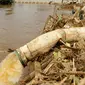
18, 39, 85, 85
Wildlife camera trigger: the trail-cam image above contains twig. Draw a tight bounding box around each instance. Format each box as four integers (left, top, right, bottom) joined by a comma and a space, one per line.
59, 77, 67, 85
78, 78, 85, 85
43, 61, 54, 74
62, 71, 85, 75
41, 56, 53, 69
72, 58, 76, 85
48, 71, 85, 75
59, 39, 80, 50
41, 53, 53, 64
21, 71, 35, 83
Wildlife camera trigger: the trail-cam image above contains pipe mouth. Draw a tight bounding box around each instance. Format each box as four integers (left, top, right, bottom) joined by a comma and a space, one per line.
14, 50, 27, 67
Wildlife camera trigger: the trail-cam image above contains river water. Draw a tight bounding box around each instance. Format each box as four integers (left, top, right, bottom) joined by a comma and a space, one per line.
0, 3, 54, 61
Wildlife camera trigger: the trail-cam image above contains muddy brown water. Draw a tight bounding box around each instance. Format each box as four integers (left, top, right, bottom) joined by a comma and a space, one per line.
0, 4, 55, 61
0, 3, 72, 62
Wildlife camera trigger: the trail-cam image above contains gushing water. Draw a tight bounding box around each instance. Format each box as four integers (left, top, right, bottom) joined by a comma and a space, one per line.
0, 52, 23, 85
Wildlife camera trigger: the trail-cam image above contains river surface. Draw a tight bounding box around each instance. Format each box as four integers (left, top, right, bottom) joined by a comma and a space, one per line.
0, 3, 72, 62
0, 3, 54, 61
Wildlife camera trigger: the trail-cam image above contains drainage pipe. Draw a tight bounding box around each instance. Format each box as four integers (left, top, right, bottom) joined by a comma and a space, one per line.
6, 27, 85, 66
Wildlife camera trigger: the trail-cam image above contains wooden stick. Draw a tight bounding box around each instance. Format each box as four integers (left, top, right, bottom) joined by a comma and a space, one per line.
62, 71, 85, 75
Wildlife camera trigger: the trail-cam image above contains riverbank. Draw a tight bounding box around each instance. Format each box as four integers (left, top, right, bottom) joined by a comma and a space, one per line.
0, 0, 14, 5
0, 2, 85, 85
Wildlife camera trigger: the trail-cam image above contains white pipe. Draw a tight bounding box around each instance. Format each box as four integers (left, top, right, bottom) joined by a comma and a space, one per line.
14, 27, 85, 64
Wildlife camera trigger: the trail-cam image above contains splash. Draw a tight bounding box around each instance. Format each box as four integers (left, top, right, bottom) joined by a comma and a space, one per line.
0, 52, 23, 85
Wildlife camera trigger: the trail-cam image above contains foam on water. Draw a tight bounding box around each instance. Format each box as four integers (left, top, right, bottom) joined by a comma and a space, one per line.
0, 52, 23, 85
